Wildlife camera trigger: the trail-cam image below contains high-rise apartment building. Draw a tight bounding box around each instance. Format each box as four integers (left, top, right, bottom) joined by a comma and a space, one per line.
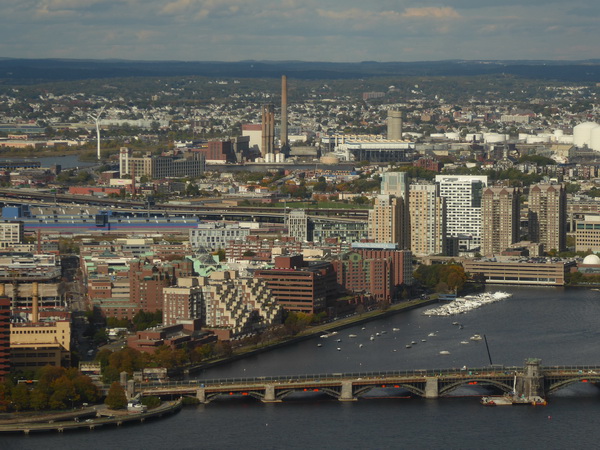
528, 184, 566, 252
286, 209, 312, 243
368, 195, 409, 248
409, 183, 446, 256
162, 278, 203, 327
435, 175, 488, 252
482, 187, 521, 256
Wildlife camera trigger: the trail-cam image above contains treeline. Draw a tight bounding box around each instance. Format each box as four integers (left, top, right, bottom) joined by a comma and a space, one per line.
0, 366, 99, 412
413, 262, 467, 293
96, 312, 328, 381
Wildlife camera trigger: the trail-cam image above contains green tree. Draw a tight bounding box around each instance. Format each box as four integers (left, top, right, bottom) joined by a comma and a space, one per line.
11, 384, 30, 411
105, 382, 128, 410
29, 387, 49, 410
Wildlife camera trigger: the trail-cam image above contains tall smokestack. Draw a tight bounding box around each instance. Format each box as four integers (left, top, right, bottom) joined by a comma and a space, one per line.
281, 75, 288, 152
387, 110, 403, 140
32, 282, 39, 323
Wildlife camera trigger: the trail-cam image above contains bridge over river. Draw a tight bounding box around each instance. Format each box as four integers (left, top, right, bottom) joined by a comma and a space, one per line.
133, 359, 600, 404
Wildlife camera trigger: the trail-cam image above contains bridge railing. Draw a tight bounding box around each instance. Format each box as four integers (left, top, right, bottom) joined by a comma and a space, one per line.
136, 366, 530, 391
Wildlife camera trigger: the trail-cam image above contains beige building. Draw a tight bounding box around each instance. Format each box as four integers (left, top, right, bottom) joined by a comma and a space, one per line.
409, 183, 446, 256
368, 195, 408, 248
10, 320, 71, 370
575, 215, 600, 253
482, 187, 521, 256
163, 278, 203, 327
0, 221, 23, 247
528, 184, 566, 252
463, 260, 572, 286
201, 271, 283, 337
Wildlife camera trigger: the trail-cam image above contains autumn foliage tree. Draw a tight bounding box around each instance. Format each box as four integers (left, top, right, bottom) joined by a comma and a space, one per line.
414, 262, 467, 293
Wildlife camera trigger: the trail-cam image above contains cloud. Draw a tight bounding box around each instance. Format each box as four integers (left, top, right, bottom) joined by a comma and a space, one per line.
401, 7, 461, 19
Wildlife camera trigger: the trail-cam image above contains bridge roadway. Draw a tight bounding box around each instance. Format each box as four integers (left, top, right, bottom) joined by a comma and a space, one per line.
134, 364, 600, 403
0, 189, 368, 222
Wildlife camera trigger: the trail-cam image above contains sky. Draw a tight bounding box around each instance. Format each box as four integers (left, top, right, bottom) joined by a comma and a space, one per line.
1, 0, 599, 62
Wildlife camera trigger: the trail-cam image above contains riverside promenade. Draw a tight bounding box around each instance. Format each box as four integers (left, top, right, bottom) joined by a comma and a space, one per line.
0, 399, 182, 435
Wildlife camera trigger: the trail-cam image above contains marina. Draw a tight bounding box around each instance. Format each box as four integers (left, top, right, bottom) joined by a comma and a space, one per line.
423, 291, 512, 317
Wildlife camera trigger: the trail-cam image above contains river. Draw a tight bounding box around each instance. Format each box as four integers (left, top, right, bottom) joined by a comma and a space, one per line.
4, 286, 600, 449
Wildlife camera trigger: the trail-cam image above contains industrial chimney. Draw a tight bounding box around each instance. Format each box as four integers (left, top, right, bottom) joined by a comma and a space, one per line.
32, 282, 39, 323
281, 75, 289, 154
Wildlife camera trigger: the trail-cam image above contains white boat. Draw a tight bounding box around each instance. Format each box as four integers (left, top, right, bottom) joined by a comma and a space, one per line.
349, 334, 357, 338
439, 350, 451, 355
406, 344, 412, 348
460, 341, 469, 345
411, 341, 417, 345
421, 339, 427, 342
428, 332, 437, 337
317, 343, 322, 347
470, 334, 483, 341
393, 328, 400, 331
423, 291, 512, 317
370, 336, 375, 341
336, 347, 341, 351
359, 344, 363, 348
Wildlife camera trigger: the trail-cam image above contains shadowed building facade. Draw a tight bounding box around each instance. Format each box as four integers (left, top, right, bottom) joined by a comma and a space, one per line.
482, 187, 521, 256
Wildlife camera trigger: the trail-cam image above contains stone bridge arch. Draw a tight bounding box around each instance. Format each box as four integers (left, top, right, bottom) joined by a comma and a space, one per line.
353, 383, 426, 398
546, 376, 600, 394
438, 378, 514, 396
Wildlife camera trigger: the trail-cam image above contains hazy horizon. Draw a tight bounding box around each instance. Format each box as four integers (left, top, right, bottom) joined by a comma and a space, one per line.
1, 1, 598, 63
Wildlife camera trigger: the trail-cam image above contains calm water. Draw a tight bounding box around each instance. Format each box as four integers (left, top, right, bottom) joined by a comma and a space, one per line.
4, 286, 600, 450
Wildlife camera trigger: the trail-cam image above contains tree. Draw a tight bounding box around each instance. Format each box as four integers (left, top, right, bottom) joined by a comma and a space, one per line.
11, 384, 30, 411
105, 382, 128, 410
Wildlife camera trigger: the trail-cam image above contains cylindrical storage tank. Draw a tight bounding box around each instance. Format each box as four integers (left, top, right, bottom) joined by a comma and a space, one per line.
558, 135, 573, 144
591, 126, 600, 151
484, 133, 507, 143
275, 153, 285, 163
320, 154, 339, 165
574, 122, 599, 148
526, 135, 550, 144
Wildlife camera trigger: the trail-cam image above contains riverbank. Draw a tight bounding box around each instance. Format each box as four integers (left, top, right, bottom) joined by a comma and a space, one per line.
0, 399, 182, 434
184, 297, 439, 376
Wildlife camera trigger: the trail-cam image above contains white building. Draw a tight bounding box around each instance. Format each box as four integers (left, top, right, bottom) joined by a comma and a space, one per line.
189, 223, 252, 251
435, 175, 488, 252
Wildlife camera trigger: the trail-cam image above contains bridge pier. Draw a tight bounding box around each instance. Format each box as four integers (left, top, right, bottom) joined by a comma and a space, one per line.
262, 385, 281, 403
515, 358, 545, 399
425, 377, 439, 399
339, 380, 357, 401
196, 388, 207, 403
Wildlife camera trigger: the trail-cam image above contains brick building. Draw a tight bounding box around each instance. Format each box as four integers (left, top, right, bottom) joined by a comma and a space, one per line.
254, 255, 337, 314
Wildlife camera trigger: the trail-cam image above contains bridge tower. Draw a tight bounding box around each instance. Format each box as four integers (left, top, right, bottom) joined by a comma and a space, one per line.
515, 358, 545, 399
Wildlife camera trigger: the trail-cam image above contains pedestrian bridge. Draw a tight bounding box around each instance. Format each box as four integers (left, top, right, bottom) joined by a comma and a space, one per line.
133, 360, 600, 403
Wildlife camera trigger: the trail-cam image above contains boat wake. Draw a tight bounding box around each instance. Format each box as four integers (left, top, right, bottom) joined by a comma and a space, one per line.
423, 291, 512, 317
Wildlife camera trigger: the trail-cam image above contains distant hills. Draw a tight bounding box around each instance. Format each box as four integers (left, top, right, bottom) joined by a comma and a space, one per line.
0, 58, 598, 84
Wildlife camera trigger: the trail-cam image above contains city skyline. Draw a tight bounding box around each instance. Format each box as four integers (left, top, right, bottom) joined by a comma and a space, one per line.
1, 1, 598, 62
